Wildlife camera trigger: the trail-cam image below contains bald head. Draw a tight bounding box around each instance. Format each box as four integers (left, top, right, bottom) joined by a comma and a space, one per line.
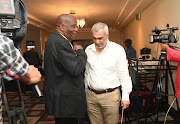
56, 14, 78, 41
56, 14, 76, 27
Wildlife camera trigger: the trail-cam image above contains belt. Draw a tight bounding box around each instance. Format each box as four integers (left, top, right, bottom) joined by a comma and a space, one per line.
88, 86, 118, 94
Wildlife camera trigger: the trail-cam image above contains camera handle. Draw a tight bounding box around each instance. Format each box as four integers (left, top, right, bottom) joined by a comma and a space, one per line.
32, 83, 43, 97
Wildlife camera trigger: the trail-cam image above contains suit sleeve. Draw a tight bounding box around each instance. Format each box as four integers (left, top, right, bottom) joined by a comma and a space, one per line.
57, 44, 87, 76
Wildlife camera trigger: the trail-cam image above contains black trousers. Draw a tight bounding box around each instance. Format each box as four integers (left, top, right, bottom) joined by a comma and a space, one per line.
55, 118, 78, 124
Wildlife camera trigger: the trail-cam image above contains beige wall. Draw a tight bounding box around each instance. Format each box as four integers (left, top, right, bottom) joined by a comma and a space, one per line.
121, 0, 180, 59
121, 0, 180, 109
21, 28, 41, 56
23, 28, 120, 56
75, 29, 121, 44
40, 30, 51, 52
21, 27, 51, 57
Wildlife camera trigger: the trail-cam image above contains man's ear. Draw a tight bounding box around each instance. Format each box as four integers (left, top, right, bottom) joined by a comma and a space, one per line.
59, 24, 65, 31
106, 34, 109, 40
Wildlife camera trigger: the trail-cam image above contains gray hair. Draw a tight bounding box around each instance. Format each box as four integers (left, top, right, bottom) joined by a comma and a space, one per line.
91, 22, 109, 36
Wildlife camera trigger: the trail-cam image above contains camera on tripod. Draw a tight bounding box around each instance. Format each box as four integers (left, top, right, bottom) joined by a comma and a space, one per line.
149, 24, 179, 44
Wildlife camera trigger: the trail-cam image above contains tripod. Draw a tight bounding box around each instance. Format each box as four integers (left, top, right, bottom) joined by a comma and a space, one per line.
1, 79, 27, 124
152, 51, 180, 123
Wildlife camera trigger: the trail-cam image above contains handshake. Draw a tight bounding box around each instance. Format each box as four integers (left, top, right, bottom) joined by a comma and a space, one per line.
73, 44, 84, 51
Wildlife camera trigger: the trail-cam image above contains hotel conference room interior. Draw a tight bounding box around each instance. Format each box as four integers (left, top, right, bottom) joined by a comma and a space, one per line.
1, 0, 180, 123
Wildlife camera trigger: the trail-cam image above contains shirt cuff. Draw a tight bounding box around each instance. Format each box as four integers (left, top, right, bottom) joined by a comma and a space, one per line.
122, 93, 130, 101
6, 62, 29, 79
6, 69, 20, 79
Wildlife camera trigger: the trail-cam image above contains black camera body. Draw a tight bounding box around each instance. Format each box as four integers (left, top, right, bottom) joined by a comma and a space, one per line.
149, 24, 179, 44
0, 0, 27, 46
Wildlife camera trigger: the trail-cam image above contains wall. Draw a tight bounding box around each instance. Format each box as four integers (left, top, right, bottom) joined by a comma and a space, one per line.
76, 29, 121, 44
121, 0, 180, 109
21, 26, 51, 56
40, 29, 52, 52
21, 28, 41, 55
121, 0, 180, 59
23, 28, 120, 55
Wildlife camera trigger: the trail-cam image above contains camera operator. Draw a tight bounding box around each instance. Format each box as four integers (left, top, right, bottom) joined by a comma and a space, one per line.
161, 44, 180, 98
0, 34, 42, 123
0, 35, 42, 83
0, 0, 42, 123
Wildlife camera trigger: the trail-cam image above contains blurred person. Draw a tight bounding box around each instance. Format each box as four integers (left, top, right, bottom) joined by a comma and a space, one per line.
23, 47, 40, 68
44, 14, 87, 124
84, 22, 132, 124
0, 35, 42, 123
22, 46, 41, 91
124, 39, 136, 61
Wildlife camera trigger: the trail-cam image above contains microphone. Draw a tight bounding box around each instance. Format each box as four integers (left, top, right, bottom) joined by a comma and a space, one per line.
32, 83, 43, 97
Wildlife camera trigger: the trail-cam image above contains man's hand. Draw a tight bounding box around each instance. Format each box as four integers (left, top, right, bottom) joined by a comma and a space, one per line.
161, 44, 170, 52
19, 65, 42, 84
73, 45, 83, 51
121, 100, 130, 109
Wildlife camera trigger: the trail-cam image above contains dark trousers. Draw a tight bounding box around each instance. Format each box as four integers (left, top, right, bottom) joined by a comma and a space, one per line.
55, 118, 78, 124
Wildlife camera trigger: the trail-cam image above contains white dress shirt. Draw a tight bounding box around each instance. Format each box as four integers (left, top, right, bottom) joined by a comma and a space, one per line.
84, 40, 132, 101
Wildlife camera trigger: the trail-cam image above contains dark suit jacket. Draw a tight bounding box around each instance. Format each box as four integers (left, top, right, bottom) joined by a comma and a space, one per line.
44, 31, 87, 118
23, 50, 40, 68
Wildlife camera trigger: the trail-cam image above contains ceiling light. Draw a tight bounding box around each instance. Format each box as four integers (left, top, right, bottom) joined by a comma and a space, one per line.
69, 11, 85, 28
77, 18, 85, 28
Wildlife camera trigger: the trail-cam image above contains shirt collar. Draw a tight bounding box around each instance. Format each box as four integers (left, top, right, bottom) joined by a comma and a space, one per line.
59, 33, 74, 49
59, 33, 68, 40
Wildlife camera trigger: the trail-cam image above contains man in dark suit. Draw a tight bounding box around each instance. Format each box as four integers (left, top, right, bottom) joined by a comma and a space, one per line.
44, 14, 87, 124
23, 47, 40, 68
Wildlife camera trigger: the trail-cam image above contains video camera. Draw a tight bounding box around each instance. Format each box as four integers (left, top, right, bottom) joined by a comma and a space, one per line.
149, 24, 179, 44
0, 0, 43, 97
0, 0, 28, 46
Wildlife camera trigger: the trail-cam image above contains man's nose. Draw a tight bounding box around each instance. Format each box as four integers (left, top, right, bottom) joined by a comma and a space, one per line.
94, 39, 100, 44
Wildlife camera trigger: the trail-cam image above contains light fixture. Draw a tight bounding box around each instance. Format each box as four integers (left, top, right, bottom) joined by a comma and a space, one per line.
69, 11, 85, 28
77, 18, 85, 28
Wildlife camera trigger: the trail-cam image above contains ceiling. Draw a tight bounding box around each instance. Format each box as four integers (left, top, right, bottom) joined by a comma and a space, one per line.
24, 0, 155, 32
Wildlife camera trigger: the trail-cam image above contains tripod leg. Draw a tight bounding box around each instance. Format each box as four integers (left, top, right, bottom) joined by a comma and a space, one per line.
2, 79, 28, 124
154, 53, 166, 123
17, 80, 28, 124
167, 61, 180, 111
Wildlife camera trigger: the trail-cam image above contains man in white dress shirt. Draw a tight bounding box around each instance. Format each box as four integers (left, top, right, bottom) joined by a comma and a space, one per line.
84, 22, 132, 124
